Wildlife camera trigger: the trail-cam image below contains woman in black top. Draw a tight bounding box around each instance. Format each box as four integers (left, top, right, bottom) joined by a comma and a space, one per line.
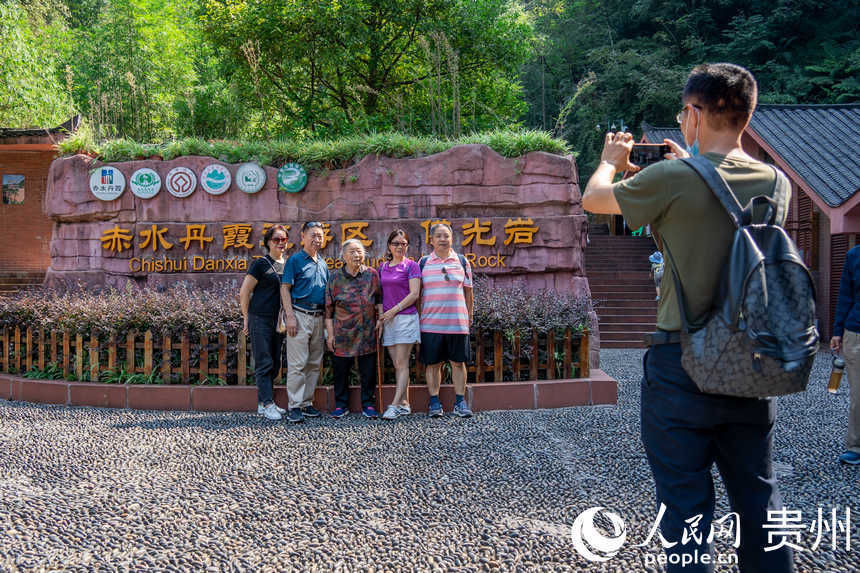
240, 224, 289, 420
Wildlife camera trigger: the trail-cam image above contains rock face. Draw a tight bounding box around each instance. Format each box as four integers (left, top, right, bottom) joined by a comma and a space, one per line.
44, 144, 599, 363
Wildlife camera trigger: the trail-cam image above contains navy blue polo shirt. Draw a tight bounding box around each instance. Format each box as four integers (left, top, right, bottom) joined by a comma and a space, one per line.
282, 249, 329, 307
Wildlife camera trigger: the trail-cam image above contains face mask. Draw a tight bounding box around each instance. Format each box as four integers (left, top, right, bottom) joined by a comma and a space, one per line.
685, 107, 700, 156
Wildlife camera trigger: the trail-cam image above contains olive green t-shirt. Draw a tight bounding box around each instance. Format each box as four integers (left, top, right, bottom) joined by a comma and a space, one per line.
613, 152, 788, 331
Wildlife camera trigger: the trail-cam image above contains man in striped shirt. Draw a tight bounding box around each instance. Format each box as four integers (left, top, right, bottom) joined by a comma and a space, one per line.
419, 223, 474, 418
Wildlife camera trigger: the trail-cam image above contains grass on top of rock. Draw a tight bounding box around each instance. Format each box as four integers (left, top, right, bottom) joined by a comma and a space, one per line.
56, 127, 571, 168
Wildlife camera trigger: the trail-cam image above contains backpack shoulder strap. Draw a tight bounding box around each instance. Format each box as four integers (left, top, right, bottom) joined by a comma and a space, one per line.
458, 254, 468, 274
770, 166, 790, 225
419, 256, 428, 271
681, 156, 744, 228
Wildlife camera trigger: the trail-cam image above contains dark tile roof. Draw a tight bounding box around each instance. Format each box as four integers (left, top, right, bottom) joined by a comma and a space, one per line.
641, 122, 685, 146
748, 104, 859, 208
0, 115, 80, 140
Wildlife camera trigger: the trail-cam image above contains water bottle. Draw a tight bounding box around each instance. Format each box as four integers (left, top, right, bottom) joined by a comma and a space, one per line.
828, 355, 845, 393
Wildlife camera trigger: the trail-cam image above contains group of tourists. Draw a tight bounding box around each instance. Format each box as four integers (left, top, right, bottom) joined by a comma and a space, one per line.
239, 221, 474, 423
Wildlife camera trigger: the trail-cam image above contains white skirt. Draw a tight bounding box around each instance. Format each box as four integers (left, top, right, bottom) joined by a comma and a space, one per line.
382, 313, 421, 346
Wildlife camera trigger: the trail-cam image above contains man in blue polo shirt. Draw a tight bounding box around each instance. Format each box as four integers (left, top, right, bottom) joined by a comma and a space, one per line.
280, 222, 329, 423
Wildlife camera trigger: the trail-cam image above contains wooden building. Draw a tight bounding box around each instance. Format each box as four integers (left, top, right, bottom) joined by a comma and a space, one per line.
642, 103, 860, 338
0, 117, 78, 294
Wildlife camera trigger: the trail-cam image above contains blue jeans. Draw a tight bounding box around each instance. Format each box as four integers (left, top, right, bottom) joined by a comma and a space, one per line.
641, 343, 794, 572
249, 313, 284, 405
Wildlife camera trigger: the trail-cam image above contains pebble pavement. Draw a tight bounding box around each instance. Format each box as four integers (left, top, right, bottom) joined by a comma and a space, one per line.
0, 350, 857, 572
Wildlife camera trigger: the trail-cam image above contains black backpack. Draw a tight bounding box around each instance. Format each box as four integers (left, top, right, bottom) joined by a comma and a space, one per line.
662, 156, 818, 398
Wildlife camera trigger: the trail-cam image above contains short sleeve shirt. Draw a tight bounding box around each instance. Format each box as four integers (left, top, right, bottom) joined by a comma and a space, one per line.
419, 251, 473, 334
247, 255, 283, 317
325, 267, 381, 357
282, 250, 329, 307
613, 153, 788, 331
379, 259, 422, 315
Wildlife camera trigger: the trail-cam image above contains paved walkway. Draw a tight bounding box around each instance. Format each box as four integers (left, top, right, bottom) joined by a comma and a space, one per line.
0, 350, 856, 571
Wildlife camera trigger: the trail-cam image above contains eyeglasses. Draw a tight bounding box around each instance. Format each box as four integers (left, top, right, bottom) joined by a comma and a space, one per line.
441, 266, 451, 281
676, 104, 701, 125
272, 237, 288, 243
390, 241, 408, 247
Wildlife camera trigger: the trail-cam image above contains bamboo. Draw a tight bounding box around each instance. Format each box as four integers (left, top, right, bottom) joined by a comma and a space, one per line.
143, 330, 153, 376
493, 331, 503, 382
530, 331, 539, 381
563, 328, 573, 379
107, 333, 116, 372
180, 333, 189, 383
547, 330, 556, 380
578, 330, 590, 378
199, 334, 209, 382
513, 331, 521, 382
62, 331, 70, 378
162, 332, 172, 384
75, 333, 83, 380
475, 328, 484, 383
89, 331, 99, 380
25, 327, 33, 373
237, 331, 247, 385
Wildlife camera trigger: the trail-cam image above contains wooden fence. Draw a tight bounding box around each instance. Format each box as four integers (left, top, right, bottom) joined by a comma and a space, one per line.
0, 326, 589, 385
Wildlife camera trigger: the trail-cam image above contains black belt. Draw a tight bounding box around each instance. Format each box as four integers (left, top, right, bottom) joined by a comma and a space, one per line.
293, 305, 324, 316
644, 330, 681, 346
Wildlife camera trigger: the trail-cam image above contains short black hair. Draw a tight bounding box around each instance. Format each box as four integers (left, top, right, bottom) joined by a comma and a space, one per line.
683, 63, 757, 129
262, 224, 287, 253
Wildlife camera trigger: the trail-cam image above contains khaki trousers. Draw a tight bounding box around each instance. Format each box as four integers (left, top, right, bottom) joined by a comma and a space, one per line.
285, 311, 325, 409
842, 330, 860, 453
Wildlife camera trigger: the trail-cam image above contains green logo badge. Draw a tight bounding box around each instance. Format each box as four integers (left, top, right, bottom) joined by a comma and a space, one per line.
277, 163, 308, 193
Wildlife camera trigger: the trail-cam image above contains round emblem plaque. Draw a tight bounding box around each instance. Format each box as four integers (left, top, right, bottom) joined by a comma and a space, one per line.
277, 163, 308, 193
235, 162, 267, 194
201, 164, 232, 195
89, 166, 126, 201
129, 168, 161, 199
165, 167, 197, 198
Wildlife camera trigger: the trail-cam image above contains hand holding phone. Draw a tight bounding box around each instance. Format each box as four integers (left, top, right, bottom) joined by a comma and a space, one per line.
631, 143, 671, 168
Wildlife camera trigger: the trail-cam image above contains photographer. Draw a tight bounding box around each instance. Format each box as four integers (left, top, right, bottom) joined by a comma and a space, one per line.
582, 64, 794, 572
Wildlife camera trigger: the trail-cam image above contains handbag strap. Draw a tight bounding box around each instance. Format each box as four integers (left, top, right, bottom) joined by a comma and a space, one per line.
263, 255, 283, 279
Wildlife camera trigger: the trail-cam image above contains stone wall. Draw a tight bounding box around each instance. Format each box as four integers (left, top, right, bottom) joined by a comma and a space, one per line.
44, 144, 599, 364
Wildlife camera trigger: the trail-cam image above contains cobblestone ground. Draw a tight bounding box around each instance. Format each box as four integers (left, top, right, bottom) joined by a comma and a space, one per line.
0, 350, 857, 572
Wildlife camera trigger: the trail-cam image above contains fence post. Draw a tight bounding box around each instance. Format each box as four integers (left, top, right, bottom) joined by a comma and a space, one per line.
475, 328, 484, 383
75, 333, 83, 380
546, 330, 556, 380
237, 331, 247, 385
144, 330, 153, 376
89, 331, 99, 381
25, 327, 33, 373
530, 331, 539, 381
14, 327, 21, 373
38, 329, 45, 372
62, 331, 70, 378
162, 332, 172, 384
218, 333, 227, 382
564, 328, 573, 379
513, 331, 521, 382
180, 333, 190, 383
0, 328, 7, 373
107, 332, 116, 372
50, 330, 57, 366
126, 331, 135, 373
493, 331, 503, 383
578, 330, 590, 378
199, 333, 209, 383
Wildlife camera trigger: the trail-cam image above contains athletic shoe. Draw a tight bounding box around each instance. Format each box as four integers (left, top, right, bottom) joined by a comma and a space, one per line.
396, 404, 411, 416
452, 400, 473, 418
428, 401, 444, 418
261, 403, 282, 421
331, 407, 349, 419
382, 404, 401, 420
362, 405, 379, 419
301, 405, 322, 418
287, 408, 304, 424
838, 451, 860, 465
258, 402, 286, 415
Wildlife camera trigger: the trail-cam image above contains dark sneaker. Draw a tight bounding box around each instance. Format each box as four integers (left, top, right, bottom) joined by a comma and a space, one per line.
362, 405, 379, 419
331, 407, 349, 419
452, 400, 473, 418
302, 405, 321, 418
428, 401, 444, 418
839, 451, 860, 465
287, 408, 304, 424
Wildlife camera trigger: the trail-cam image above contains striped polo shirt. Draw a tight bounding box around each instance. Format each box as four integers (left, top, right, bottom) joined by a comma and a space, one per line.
419, 251, 473, 334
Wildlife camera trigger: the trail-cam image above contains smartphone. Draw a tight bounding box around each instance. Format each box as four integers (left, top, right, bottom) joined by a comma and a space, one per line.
631, 143, 670, 168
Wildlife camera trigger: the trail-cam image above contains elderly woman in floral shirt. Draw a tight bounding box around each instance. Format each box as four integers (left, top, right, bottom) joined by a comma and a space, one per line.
325, 239, 382, 419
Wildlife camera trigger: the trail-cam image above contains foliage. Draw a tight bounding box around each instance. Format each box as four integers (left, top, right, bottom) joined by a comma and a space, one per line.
56, 129, 570, 167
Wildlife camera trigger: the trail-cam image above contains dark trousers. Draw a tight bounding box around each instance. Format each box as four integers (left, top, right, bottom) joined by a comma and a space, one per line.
249, 313, 284, 405
332, 353, 377, 409
641, 343, 794, 573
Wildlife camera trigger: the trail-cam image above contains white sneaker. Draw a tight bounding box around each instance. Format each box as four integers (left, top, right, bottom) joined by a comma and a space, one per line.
396, 404, 411, 416
258, 402, 286, 415
262, 403, 283, 420
382, 404, 400, 420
